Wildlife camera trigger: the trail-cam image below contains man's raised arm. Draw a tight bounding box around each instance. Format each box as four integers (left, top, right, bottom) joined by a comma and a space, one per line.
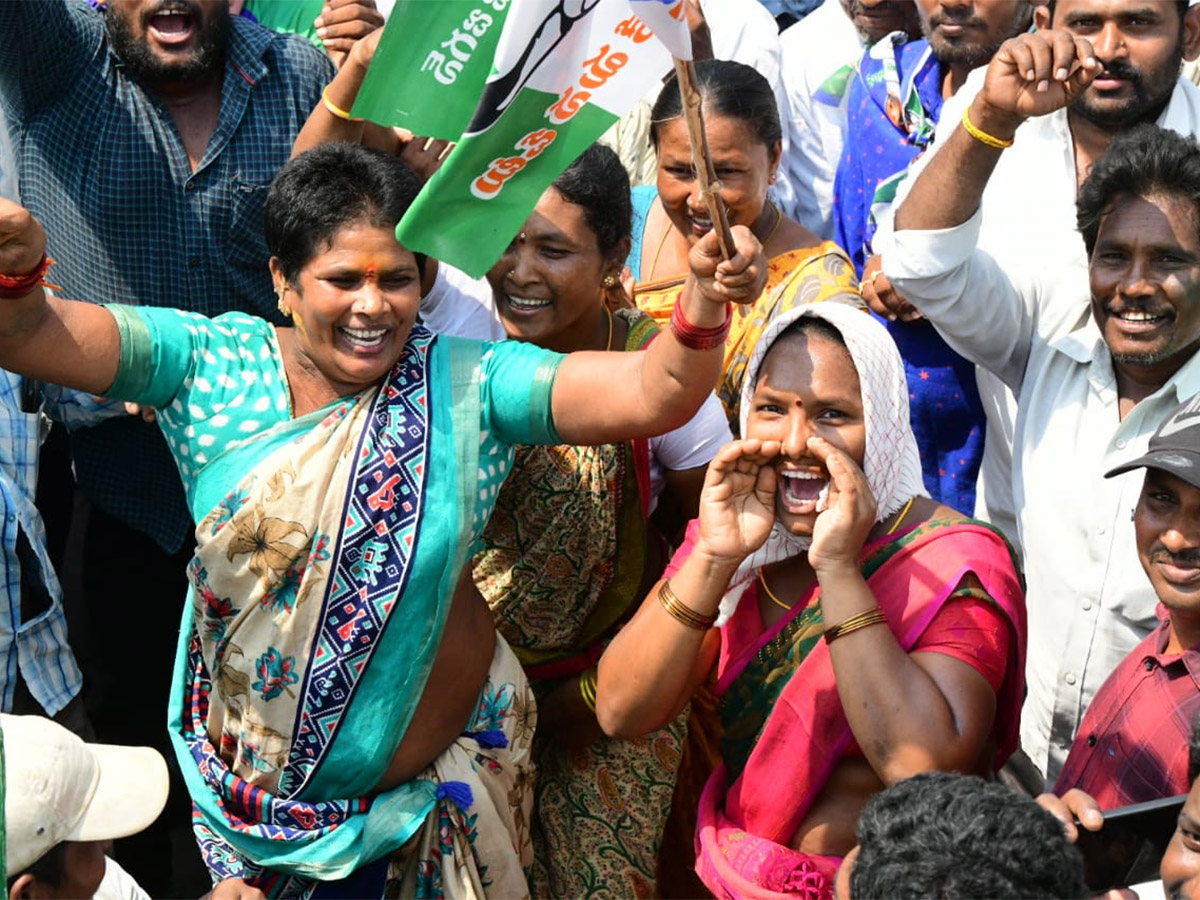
0, 1, 96, 121
896, 30, 1099, 232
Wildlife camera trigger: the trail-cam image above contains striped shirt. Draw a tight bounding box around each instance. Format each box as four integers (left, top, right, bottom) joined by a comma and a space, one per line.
0, 372, 118, 716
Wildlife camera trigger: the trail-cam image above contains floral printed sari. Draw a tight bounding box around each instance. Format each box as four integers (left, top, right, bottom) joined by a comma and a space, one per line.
166, 332, 540, 898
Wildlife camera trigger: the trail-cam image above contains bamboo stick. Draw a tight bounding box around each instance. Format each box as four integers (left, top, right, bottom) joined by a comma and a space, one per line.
672, 57, 736, 261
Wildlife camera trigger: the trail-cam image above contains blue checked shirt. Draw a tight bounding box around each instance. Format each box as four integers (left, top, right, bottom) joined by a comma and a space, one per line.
0, 372, 121, 716
0, 2, 334, 552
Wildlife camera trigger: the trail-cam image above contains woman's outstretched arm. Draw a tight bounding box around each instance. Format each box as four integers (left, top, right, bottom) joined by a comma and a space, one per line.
0, 199, 120, 394
551, 226, 765, 446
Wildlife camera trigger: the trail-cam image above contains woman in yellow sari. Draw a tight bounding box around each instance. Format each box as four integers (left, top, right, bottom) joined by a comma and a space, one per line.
630, 59, 860, 426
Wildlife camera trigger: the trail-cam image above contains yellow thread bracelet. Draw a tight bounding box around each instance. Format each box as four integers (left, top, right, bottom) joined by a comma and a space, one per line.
961, 107, 1014, 150
322, 85, 364, 123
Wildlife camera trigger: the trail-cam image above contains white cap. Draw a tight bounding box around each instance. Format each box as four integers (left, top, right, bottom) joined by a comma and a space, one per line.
2, 714, 170, 876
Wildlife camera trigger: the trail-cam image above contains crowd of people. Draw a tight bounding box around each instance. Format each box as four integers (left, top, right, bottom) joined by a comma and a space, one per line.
4, 0, 1200, 898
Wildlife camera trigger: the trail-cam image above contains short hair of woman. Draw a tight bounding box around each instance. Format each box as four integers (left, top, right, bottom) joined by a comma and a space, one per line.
1077, 124, 1200, 257
649, 59, 782, 151
265, 142, 423, 283
551, 143, 632, 260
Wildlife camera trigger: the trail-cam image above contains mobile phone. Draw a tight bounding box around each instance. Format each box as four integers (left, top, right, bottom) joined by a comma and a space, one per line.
1075, 793, 1187, 891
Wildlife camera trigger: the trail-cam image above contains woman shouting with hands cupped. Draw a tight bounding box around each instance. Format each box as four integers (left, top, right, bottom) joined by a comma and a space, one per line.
596, 302, 1029, 899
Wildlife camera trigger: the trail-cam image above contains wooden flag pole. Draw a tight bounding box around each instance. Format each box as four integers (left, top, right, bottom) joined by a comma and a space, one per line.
673, 57, 736, 261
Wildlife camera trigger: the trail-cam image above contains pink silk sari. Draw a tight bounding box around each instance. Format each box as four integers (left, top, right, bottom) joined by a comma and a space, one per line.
693, 521, 1027, 899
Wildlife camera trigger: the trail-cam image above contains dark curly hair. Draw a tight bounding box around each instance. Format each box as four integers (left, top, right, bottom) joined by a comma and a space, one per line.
850, 771, 1088, 899
550, 143, 632, 261
1077, 125, 1200, 258
265, 142, 425, 284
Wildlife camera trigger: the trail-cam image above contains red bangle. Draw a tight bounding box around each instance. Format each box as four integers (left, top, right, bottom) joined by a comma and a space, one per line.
670, 297, 732, 351
0, 253, 55, 299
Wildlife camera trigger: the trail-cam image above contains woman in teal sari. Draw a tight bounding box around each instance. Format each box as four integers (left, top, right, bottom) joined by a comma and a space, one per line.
0, 143, 766, 898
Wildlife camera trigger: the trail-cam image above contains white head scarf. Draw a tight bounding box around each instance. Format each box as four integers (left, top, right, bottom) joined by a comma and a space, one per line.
715, 301, 928, 625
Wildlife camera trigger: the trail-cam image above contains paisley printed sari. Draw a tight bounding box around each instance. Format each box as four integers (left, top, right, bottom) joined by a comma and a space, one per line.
145, 328, 548, 898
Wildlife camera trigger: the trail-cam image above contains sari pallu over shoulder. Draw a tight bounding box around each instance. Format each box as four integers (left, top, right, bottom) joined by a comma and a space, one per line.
167, 327, 487, 888
695, 520, 1027, 900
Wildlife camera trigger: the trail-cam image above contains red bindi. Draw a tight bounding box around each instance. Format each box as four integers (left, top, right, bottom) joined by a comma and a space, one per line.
795, 399, 803, 407
364, 264, 377, 280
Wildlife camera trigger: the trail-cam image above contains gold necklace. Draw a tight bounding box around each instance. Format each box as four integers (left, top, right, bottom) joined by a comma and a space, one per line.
604, 305, 614, 351
760, 200, 783, 248
886, 496, 916, 535
757, 568, 792, 611
758, 493, 915, 612
647, 209, 675, 281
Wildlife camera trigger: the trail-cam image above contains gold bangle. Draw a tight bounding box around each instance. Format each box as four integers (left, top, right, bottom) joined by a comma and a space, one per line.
961, 107, 1014, 150
657, 579, 717, 631
322, 85, 364, 122
824, 606, 887, 644
578, 667, 598, 713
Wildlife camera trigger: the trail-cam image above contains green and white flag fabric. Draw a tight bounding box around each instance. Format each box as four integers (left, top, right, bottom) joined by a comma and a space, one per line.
352, 0, 692, 278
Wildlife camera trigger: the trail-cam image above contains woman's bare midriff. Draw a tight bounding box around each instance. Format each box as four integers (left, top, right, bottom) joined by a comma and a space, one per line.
374, 572, 497, 791
788, 756, 882, 856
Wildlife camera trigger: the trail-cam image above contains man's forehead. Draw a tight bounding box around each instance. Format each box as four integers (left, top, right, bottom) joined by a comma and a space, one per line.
1052, 0, 1181, 23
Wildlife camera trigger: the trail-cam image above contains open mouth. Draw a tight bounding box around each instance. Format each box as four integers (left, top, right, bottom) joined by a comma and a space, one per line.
502, 295, 553, 315
778, 470, 827, 515
147, 6, 197, 45
337, 325, 390, 351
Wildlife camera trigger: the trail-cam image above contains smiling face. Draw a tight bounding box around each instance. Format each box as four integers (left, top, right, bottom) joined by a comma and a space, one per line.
486, 186, 619, 353
654, 112, 780, 247
1136, 467, 1200, 611
1090, 191, 1200, 378
272, 219, 421, 398
917, 0, 1032, 68
106, 0, 230, 85
744, 329, 867, 536
1162, 775, 1200, 900
1045, 0, 1195, 130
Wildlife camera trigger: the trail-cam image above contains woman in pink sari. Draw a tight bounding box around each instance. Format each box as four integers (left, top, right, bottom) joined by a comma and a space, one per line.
596, 302, 1027, 899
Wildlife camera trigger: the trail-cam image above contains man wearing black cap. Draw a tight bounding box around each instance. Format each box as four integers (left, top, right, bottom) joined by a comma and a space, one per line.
1053, 391, 1200, 807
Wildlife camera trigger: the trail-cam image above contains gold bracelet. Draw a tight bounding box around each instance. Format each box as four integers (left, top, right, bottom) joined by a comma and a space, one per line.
961, 107, 1014, 150
322, 85, 364, 122
657, 579, 717, 631
578, 667, 598, 713
824, 606, 887, 645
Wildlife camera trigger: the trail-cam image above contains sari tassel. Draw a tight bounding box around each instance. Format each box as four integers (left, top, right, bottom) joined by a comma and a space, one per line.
436, 780, 475, 811
465, 728, 509, 750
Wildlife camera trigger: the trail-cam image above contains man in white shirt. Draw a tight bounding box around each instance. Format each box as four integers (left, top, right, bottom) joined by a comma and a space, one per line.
878, 11, 1200, 788
775, 0, 920, 238
872, 0, 1200, 550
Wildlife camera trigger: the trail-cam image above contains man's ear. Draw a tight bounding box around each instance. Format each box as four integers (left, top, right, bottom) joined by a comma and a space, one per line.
9, 873, 42, 900
1034, 3, 1052, 31
1184, 4, 1200, 63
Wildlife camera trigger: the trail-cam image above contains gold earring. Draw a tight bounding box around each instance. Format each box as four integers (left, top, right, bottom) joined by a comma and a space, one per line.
277, 286, 292, 318
603, 274, 618, 289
